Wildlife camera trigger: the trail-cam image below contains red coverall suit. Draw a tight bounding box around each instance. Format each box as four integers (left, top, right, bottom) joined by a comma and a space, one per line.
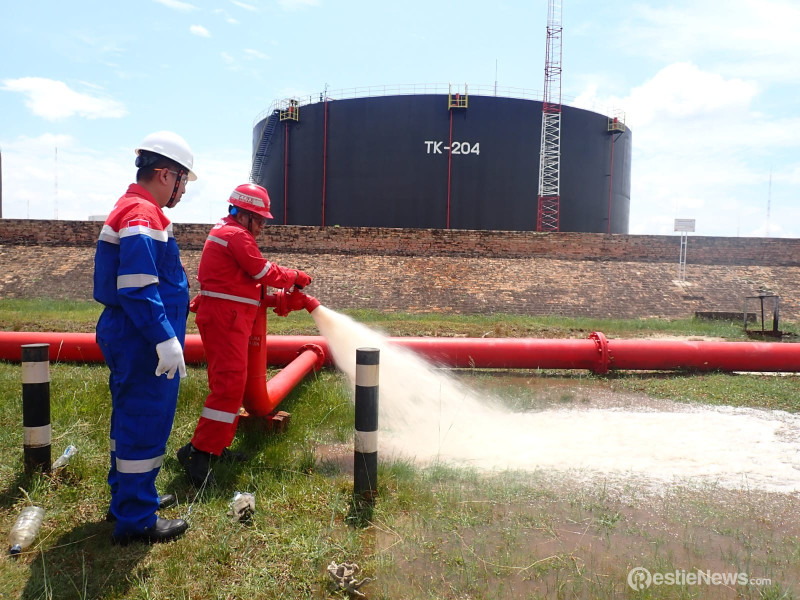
190, 215, 299, 454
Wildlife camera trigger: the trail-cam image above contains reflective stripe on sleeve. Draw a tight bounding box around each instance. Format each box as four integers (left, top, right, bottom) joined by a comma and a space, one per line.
199, 290, 260, 306
200, 406, 238, 424
252, 263, 269, 280
207, 235, 228, 247
117, 273, 159, 289
116, 454, 164, 474
110, 438, 116, 452
99, 225, 120, 244
120, 225, 169, 242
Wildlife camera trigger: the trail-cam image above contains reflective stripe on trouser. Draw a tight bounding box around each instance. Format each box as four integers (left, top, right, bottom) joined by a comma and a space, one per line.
191, 296, 257, 455
97, 305, 185, 535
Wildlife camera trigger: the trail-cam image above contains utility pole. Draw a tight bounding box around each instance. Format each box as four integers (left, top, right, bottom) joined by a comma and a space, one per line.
536, 0, 563, 232
766, 168, 772, 237
54, 147, 59, 220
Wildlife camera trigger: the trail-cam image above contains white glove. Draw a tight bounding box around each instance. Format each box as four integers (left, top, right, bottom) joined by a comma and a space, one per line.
155, 337, 187, 380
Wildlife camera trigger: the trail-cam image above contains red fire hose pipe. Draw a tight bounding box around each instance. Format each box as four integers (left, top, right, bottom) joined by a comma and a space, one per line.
0, 332, 106, 363
1, 332, 799, 373
243, 296, 325, 417
391, 334, 800, 373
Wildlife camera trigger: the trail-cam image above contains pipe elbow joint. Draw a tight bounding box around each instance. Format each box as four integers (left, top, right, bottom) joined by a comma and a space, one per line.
299, 343, 326, 370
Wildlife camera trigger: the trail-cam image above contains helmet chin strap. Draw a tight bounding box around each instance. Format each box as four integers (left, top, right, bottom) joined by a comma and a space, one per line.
166, 170, 185, 208
246, 213, 259, 236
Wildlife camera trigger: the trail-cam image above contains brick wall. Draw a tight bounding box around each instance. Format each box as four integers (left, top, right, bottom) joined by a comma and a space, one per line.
1, 219, 798, 319
2, 219, 799, 264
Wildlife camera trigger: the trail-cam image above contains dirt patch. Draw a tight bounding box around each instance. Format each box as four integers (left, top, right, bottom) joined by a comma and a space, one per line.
316, 443, 353, 476
640, 334, 729, 342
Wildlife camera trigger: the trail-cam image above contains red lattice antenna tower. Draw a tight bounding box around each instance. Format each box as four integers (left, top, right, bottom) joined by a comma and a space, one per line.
536, 0, 563, 232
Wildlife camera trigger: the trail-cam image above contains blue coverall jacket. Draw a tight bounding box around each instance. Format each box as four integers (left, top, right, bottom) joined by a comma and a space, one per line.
93, 183, 189, 535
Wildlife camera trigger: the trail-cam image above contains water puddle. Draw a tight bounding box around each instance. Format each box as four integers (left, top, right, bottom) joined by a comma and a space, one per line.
312, 307, 800, 493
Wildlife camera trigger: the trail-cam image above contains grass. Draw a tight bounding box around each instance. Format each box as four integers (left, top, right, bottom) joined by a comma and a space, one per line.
1, 299, 799, 598
3, 298, 800, 340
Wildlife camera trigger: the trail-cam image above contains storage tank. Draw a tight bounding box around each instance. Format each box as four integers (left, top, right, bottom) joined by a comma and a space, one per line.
251, 88, 631, 233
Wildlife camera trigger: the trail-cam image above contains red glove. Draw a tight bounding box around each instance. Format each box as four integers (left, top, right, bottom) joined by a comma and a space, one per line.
188, 293, 202, 313
285, 289, 308, 313
293, 270, 312, 288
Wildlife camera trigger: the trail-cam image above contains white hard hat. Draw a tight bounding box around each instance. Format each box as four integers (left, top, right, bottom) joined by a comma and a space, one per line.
135, 131, 197, 181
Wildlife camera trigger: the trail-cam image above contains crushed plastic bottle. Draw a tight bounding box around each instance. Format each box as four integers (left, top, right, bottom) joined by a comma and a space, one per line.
8, 506, 45, 555
51, 445, 78, 470
228, 492, 255, 522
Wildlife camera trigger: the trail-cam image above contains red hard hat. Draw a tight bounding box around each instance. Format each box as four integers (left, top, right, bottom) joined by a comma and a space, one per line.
229, 184, 273, 219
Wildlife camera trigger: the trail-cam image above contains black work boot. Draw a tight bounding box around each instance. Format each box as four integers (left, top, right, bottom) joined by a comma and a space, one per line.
111, 517, 189, 546
106, 493, 177, 522
219, 447, 249, 463
176, 443, 215, 487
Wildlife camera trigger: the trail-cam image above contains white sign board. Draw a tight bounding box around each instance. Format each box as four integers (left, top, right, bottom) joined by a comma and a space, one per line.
674, 219, 696, 232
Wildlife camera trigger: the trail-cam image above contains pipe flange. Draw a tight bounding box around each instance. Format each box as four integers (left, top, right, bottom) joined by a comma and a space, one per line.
299, 343, 326, 371
588, 331, 610, 374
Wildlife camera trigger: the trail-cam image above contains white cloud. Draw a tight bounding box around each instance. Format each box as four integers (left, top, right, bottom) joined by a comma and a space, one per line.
229, 0, 257, 10
623, 63, 757, 126
785, 163, 800, 185
220, 51, 242, 71
277, 0, 319, 10
0, 134, 129, 220
74, 33, 125, 58
0, 134, 250, 224
190, 25, 211, 37
213, 8, 240, 23
1, 77, 127, 120
244, 49, 269, 60
575, 62, 800, 238
624, 0, 800, 84
153, 0, 197, 11
172, 148, 252, 224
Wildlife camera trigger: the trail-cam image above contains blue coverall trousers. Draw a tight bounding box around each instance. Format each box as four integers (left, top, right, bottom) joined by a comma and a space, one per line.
97, 305, 186, 535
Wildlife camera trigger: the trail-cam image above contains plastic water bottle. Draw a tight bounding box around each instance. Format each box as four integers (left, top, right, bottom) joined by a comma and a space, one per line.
51, 445, 78, 469
8, 506, 45, 555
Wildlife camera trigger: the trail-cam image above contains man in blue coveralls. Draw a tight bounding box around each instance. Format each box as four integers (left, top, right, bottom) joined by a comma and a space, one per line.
94, 131, 196, 544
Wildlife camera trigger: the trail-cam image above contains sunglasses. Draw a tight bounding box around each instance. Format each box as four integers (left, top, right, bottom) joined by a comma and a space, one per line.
154, 168, 189, 184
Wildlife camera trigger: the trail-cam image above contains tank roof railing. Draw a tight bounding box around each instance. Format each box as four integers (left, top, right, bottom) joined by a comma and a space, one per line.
252, 83, 619, 126
254, 83, 541, 125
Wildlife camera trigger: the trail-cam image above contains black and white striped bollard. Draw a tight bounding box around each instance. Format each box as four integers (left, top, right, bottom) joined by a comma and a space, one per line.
22, 343, 51, 473
354, 348, 379, 505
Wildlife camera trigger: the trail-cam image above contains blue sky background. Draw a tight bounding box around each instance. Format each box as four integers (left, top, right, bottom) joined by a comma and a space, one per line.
1, 0, 798, 237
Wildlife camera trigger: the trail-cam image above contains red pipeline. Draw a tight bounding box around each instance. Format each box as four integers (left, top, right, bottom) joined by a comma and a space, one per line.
1, 332, 799, 373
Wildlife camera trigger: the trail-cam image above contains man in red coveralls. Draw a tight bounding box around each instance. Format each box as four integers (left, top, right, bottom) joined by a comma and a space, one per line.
177, 183, 312, 486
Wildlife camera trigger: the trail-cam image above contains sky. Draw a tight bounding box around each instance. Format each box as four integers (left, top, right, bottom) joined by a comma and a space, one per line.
1, 0, 798, 237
